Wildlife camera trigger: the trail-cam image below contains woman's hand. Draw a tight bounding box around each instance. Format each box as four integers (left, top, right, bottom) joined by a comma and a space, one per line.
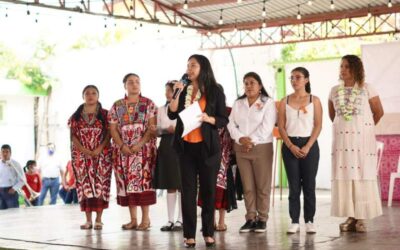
299, 145, 311, 158
199, 113, 216, 125
92, 147, 102, 157
289, 145, 305, 159
172, 82, 184, 97
81, 148, 93, 157
239, 137, 254, 153
121, 144, 131, 155
130, 145, 141, 153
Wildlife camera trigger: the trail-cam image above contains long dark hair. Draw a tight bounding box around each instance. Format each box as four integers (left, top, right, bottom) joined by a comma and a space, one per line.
291, 67, 311, 93
341, 55, 365, 87
71, 85, 107, 139
238, 72, 270, 102
188, 54, 219, 102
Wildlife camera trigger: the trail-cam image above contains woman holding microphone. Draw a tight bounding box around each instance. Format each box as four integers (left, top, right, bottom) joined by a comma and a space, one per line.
168, 54, 228, 248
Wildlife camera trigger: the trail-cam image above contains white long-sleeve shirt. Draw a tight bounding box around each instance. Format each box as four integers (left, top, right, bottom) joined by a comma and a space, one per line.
157, 105, 176, 136
227, 96, 276, 145
0, 159, 25, 190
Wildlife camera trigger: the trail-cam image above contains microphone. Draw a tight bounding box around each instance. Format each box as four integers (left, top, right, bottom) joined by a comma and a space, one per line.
172, 73, 190, 99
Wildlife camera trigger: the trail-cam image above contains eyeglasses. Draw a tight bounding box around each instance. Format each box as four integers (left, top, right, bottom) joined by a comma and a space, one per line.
289, 76, 304, 81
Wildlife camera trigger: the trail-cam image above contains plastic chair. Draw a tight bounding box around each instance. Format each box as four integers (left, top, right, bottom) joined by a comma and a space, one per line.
388, 156, 400, 207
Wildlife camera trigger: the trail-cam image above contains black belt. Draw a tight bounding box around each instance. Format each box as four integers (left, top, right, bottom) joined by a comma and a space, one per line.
43, 177, 58, 180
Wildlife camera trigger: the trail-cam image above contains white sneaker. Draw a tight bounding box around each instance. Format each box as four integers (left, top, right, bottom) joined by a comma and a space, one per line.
287, 223, 300, 234
305, 222, 316, 234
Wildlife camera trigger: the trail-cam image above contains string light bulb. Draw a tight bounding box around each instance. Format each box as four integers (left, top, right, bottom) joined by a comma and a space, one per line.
330, 0, 335, 10
178, 20, 182, 28
183, 0, 188, 10
308, 0, 313, 6
218, 9, 223, 25
262, 19, 266, 28
237, 0, 242, 3
68, 16, 72, 26
262, 1, 266, 17
35, 12, 39, 23
367, 5, 372, 18
388, 0, 393, 8
26, 4, 30, 15
5, 7, 8, 18
297, 5, 302, 20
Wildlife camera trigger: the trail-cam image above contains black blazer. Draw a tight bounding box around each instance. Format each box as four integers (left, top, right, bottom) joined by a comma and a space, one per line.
168, 84, 228, 168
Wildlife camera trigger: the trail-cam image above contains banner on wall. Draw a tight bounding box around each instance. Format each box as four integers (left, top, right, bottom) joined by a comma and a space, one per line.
362, 42, 400, 135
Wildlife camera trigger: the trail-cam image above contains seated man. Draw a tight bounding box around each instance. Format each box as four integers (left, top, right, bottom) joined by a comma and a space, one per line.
0, 144, 24, 210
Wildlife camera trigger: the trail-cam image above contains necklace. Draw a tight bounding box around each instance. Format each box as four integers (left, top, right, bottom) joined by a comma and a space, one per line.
184, 85, 201, 108
337, 82, 359, 121
125, 97, 139, 122
82, 104, 99, 125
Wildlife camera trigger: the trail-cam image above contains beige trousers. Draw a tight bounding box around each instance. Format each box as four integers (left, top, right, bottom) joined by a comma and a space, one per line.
234, 142, 273, 222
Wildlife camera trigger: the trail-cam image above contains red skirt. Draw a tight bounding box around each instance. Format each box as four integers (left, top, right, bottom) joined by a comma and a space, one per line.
117, 191, 156, 206
80, 198, 109, 212
198, 187, 228, 210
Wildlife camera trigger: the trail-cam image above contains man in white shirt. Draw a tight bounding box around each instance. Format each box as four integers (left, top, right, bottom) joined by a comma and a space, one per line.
0, 144, 25, 209
38, 143, 64, 205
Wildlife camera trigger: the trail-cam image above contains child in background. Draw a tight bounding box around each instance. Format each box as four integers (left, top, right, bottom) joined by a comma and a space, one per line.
22, 160, 41, 206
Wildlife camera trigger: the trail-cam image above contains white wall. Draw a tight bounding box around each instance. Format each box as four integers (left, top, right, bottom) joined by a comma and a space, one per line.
0, 95, 35, 166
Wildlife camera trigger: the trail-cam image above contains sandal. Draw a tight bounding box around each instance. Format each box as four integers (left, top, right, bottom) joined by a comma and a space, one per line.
137, 221, 151, 231
80, 222, 93, 230
94, 222, 104, 230
355, 220, 367, 233
339, 217, 357, 232
122, 219, 138, 230
215, 224, 227, 232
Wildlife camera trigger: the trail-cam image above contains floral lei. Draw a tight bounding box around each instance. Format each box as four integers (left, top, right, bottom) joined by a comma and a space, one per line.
184, 85, 202, 108
337, 82, 359, 121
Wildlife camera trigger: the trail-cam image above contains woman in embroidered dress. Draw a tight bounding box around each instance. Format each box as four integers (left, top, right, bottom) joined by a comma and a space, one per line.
329, 55, 384, 233
69, 85, 112, 230
109, 73, 157, 231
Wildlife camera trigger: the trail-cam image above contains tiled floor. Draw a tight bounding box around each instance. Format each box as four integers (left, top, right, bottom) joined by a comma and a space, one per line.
0, 190, 399, 250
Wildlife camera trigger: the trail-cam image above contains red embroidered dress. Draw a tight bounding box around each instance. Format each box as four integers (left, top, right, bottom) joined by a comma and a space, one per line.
108, 96, 157, 206
68, 109, 112, 212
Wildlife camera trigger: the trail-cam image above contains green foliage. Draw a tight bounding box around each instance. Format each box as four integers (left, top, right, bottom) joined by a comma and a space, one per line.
0, 41, 54, 95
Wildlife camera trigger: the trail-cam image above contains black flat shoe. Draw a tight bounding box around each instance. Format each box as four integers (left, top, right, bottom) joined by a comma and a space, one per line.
205, 241, 215, 247
184, 242, 196, 248
204, 237, 215, 248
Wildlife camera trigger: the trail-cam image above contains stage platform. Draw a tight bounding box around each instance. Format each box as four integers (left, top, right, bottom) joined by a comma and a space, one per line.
0, 190, 399, 250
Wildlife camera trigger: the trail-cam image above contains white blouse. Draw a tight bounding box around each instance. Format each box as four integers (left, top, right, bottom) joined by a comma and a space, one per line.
228, 96, 277, 145
157, 105, 176, 136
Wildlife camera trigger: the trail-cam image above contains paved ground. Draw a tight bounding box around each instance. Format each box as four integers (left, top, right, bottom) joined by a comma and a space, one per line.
0, 189, 399, 250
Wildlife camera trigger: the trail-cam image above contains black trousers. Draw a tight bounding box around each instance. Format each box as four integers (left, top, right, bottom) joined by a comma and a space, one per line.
179, 142, 219, 238
282, 137, 319, 223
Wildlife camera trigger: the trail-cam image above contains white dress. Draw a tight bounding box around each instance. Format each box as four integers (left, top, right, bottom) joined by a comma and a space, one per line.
329, 83, 382, 219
